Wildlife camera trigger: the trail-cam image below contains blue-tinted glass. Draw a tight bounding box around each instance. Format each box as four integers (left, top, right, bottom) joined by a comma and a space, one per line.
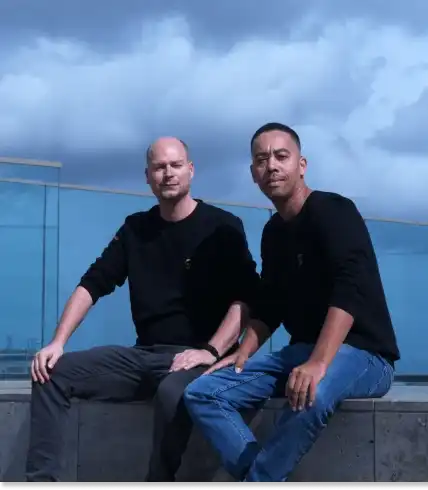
216, 204, 272, 354
367, 220, 428, 375
0, 161, 60, 184
0, 180, 45, 378
57, 190, 157, 351
3, 176, 428, 377
42, 185, 60, 348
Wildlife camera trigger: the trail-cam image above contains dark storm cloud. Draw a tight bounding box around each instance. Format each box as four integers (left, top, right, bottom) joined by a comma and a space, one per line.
1, 0, 428, 218
371, 88, 428, 156
2, 0, 428, 53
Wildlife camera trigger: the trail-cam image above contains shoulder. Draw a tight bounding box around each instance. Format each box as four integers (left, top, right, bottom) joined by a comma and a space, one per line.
121, 206, 159, 230
197, 200, 244, 229
306, 191, 369, 243
307, 190, 362, 221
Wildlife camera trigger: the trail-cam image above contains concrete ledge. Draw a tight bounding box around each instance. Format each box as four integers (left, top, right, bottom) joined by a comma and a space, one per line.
0, 384, 427, 482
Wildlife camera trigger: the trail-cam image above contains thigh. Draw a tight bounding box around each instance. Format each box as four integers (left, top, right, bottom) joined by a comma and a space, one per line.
52, 345, 151, 401
186, 343, 313, 411
313, 344, 394, 409
153, 366, 205, 413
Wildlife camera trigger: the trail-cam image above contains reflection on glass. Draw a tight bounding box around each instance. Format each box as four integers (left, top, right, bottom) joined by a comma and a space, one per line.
57, 190, 158, 352
0, 181, 45, 379
1, 178, 428, 378
367, 220, 428, 375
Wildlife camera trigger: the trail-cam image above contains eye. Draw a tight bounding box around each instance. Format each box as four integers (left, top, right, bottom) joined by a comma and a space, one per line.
276, 153, 288, 161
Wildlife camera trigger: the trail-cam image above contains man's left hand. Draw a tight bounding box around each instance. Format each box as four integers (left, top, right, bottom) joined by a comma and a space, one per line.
286, 360, 327, 411
169, 349, 217, 372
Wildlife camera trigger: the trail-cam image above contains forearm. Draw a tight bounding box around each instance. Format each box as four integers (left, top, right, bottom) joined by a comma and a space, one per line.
208, 301, 249, 357
238, 319, 271, 358
52, 286, 94, 347
309, 306, 354, 368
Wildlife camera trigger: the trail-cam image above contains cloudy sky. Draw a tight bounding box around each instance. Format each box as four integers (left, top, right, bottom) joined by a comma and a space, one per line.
1, 0, 428, 220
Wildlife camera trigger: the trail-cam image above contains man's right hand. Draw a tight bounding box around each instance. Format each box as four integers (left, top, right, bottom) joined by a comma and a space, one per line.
203, 350, 249, 376
31, 342, 64, 384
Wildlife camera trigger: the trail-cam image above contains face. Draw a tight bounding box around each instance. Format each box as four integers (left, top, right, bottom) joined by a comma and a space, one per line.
145, 139, 194, 202
250, 130, 307, 201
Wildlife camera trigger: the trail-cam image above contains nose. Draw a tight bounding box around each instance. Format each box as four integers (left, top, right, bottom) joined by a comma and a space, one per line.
164, 164, 173, 177
266, 155, 277, 172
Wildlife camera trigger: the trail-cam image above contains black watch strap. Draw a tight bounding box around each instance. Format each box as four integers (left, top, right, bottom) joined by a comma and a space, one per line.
200, 343, 220, 361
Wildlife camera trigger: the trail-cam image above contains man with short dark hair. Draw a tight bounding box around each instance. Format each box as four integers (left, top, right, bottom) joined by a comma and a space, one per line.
25, 136, 260, 482
184, 123, 400, 482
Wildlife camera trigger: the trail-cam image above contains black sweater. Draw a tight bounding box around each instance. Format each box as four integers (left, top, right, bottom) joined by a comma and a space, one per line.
79, 200, 260, 347
252, 191, 400, 364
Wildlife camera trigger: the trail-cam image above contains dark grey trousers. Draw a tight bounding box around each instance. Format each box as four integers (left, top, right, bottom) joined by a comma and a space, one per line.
25, 344, 205, 482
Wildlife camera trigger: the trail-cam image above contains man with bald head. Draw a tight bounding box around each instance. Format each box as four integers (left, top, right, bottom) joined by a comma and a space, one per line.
25, 137, 259, 482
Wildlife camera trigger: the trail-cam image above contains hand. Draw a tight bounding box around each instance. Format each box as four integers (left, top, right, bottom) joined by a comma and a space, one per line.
286, 360, 327, 411
203, 349, 249, 375
31, 341, 64, 384
169, 349, 216, 372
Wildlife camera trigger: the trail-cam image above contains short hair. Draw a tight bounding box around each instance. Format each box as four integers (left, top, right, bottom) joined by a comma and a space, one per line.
250, 122, 301, 152
146, 139, 189, 166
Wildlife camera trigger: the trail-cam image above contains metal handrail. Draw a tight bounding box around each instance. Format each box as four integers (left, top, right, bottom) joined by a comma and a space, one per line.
0, 157, 62, 168
1, 176, 428, 226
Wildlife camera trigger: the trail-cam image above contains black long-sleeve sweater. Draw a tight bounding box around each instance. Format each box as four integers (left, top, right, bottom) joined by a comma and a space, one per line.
79, 200, 260, 347
252, 190, 400, 364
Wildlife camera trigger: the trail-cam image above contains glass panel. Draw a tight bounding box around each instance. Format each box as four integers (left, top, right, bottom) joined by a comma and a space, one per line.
42, 184, 60, 348
0, 160, 60, 184
216, 203, 272, 355
367, 220, 428, 375
0, 181, 45, 379
3, 175, 428, 377
57, 189, 157, 351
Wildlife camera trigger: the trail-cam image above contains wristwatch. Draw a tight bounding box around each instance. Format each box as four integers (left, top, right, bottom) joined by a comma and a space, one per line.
200, 343, 220, 362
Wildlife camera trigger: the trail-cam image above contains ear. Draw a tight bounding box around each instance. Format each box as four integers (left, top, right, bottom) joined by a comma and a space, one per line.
250, 163, 257, 183
299, 156, 307, 178
188, 160, 194, 180
145, 167, 149, 184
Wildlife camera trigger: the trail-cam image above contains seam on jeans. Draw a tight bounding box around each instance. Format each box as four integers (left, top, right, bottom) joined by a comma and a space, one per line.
330, 365, 370, 405
212, 371, 266, 396
335, 354, 392, 403
211, 372, 267, 444
366, 363, 393, 397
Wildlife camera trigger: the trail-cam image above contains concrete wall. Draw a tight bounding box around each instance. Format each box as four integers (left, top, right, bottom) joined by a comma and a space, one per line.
0, 385, 427, 482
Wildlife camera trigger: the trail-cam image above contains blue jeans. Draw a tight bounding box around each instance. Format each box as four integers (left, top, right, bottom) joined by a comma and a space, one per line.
184, 342, 394, 482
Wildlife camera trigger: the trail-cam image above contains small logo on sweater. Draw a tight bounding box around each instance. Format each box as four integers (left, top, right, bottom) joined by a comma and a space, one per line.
184, 258, 192, 270
297, 254, 303, 267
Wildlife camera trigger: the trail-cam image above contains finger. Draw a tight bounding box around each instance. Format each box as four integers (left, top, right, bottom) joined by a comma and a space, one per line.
203, 356, 234, 375
31, 358, 38, 383
297, 377, 311, 411
308, 379, 317, 406
286, 369, 298, 399
33, 356, 45, 384
234, 354, 248, 374
38, 354, 51, 382
48, 352, 60, 370
169, 360, 184, 372
183, 359, 199, 371
169, 354, 191, 372
289, 373, 304, 411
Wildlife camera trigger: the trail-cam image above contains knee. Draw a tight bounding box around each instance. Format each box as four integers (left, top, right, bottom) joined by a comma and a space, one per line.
306, 384, 337, 423
183, 376, 215, 407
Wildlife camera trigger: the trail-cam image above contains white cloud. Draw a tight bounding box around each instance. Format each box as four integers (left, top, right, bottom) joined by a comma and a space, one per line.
1, 15, 428, 219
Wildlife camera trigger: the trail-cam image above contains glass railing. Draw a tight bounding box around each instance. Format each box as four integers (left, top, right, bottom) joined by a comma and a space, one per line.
1, 161, 427, 379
